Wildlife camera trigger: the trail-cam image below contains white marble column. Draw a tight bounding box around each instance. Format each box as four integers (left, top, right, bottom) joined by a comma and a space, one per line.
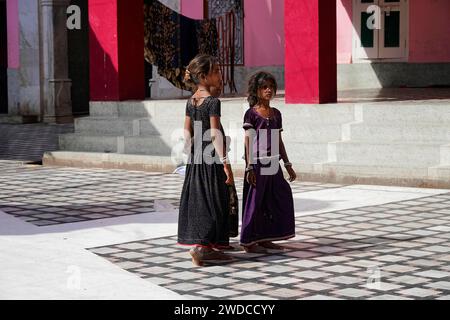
39, 0, 72, 123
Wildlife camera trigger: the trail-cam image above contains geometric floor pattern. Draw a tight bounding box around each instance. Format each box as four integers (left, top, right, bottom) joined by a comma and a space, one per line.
0, 123, 74, 162
0, 165, 181, 226
89, 193, 450, 300
0, 161, 345, 226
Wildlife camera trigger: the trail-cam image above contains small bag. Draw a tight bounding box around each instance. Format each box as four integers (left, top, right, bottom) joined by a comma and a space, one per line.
228, 184, 239, 238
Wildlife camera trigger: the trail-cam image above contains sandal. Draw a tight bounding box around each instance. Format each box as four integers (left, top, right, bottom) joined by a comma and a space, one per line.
242, 244, 268, 254
202, 250, 234, 261
189, 247, 233, 266
259, 241, 285, 250
218, 245, 236, 251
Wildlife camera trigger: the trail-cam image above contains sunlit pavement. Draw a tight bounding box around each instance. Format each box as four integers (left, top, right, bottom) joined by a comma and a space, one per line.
0, 161, 449, 300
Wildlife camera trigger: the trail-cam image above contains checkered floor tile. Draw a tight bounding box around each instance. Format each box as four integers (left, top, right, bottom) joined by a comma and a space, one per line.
89, 193, 450, 300
0, 123, 74, 162
0, 164, 182, 226
0, 162, 344, 226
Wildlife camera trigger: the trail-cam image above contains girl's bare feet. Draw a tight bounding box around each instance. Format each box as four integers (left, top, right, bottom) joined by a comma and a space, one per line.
259, 241, 285, 250
189, 247, 204, 267
202, 250, 234, 261
242, 244, 268, 253
190, 247, 233, 266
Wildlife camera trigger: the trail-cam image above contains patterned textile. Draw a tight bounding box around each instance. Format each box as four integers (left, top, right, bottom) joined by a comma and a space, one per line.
178, 97, 230, 247
144, 0, 218, 91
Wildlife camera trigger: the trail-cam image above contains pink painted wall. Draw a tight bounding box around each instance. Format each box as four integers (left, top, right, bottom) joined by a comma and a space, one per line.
6, 0, 19, 69
336, 0, 450, 64
285, 0, 337, 104
89, 0, 120, 100
244, 0, 284, 67
180, 0, 203, 20
337, 0, 353, 64
179, 0, 284, 67
409, 0, 450, 63
89, 0, 144, 101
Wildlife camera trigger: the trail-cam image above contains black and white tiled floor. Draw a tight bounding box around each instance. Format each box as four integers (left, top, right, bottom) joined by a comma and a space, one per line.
0, 162, 344, 226
89, 193, 450, 300
0, 164, 182, 225
0, 123, 74, 162
1, 161, 449, 299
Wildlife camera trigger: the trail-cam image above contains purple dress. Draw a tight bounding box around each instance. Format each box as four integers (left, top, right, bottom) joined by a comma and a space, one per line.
240, 107, 296, 246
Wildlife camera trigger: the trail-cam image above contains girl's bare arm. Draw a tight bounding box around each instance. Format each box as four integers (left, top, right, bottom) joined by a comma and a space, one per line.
183, 116, 193, 153
210, 116, 226, 159
279, 132, 290, 164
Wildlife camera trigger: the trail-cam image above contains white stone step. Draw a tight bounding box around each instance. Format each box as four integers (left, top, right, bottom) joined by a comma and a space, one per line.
278, 103, 356, 124
89, 101, 358, 124
60, 133, 175, 156
329, 141, 443, 167
89, 101, 157, 118
43, 151, 179, 173
283, 124, 343, 143
59, 133, 120, 153
343, 123, 450, 143
74, 116, 187, 136
89, 102, 120, 117
75, 117, 136, 135
358, 103, 450, 124
316, 162, 430, 180
284, 142, 329, 163
439, 144, 450, 165
89, 100, 246, 119
123, 136, 175, 156
74, 115, 345, 145
428, 165, 450, 180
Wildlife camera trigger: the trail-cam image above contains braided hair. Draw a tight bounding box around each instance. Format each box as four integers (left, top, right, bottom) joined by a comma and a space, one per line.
247, 71, 278, 107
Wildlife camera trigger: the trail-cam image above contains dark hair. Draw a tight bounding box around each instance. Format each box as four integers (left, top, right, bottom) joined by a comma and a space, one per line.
247, 71, 278, 107
184, 54, 217, 90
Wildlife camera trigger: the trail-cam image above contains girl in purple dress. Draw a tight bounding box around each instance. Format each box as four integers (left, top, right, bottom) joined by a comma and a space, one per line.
241, 72, 296, 253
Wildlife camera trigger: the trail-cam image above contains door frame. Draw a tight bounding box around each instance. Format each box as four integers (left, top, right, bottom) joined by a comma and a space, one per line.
0, 0, 8, 114
352, 0, 409, 63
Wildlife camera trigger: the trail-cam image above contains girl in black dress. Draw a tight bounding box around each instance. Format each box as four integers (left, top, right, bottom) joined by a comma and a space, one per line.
178, 54, 235, 266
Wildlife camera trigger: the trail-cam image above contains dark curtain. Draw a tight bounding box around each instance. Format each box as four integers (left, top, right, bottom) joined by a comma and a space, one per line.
144, 0, 218, 91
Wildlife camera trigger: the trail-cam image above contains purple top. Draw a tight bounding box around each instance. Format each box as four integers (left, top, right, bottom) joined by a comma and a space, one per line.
243, 107, 283, 163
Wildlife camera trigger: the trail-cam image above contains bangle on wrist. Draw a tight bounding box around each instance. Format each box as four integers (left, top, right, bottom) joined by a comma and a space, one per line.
284, 162, 292, 168
245, 165, 254, 172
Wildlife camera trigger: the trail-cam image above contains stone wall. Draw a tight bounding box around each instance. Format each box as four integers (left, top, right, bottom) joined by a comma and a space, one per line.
7, 0, 41, 119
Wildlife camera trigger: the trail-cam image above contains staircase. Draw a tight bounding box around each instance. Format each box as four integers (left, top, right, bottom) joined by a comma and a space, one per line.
44, 98, 450, 188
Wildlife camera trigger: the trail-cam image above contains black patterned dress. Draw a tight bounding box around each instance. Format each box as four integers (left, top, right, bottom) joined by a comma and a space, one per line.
178, 96, 230, 248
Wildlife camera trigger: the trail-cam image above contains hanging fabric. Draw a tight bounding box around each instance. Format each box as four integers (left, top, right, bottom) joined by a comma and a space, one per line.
144, 0, 218, 91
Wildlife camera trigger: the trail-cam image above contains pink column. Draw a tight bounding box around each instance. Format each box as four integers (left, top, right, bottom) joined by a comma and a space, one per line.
285, 0, 337, 104
6, 0, 19, 69
89, 0, 144, 101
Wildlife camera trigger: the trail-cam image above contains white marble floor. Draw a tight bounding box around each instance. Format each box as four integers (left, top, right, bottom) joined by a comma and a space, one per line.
1, 176, 448, 299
